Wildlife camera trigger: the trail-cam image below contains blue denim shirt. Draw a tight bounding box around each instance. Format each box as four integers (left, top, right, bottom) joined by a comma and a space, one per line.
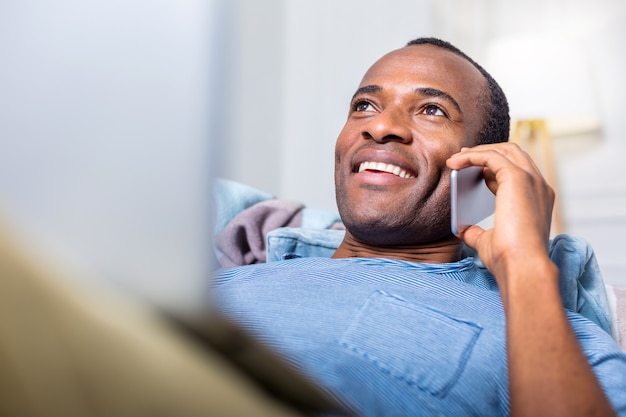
214, 257, 626, 416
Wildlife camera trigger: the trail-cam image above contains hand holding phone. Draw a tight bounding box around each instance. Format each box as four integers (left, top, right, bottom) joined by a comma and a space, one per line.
450, 166, 495, 235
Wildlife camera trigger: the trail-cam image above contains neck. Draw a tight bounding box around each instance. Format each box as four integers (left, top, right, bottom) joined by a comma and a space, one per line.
332, 231, 464, 264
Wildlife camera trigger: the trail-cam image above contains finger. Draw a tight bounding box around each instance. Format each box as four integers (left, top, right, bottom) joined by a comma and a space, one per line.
448, 143, 540, 176
457, 224, 485, 251
486, 142, 543, 177
447, 147, 526, 180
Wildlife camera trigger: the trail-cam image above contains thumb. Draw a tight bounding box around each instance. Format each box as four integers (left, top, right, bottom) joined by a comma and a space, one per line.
458, 224, 485, 252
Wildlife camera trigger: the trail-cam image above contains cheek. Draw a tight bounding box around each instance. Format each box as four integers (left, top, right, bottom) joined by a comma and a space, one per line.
334, 128, 346, 153
334, 126, 356, 167
335, 123, 353, 149
420, 141, 460, 173
334, 142, 343, 165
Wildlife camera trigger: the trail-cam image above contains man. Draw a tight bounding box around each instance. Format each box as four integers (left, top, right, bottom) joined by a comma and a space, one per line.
214, 38, 626, 416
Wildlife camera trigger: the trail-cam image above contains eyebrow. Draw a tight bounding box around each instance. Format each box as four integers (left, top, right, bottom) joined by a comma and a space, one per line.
416, 87, 462, 114
351, 84, 462, 115
351, 85, 382, 101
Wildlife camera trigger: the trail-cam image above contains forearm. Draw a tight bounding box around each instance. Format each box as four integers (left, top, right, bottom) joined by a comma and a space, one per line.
446, 144, 617, 415
503, 258, 616, 417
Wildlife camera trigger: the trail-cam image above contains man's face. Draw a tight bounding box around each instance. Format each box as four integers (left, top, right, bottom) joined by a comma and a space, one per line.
334, 44, 487, 245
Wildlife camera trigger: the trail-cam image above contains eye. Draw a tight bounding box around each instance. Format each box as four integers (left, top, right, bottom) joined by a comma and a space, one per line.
419, 104, 446, 117
352, 99, 375, 113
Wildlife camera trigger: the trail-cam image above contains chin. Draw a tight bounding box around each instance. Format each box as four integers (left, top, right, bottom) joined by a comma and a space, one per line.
343, 209, 452, 246
343, 218, 410, 245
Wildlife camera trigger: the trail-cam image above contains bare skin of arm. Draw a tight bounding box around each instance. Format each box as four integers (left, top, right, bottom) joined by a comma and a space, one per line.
447, 143, 616, 417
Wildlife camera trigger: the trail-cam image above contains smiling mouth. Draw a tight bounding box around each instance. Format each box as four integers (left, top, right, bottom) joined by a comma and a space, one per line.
357, 161, 416, 179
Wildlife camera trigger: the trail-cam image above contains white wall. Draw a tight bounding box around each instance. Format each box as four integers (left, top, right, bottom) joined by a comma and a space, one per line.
220, 0, 285, 196
279, 0, 436, 211
555, 2, 626, 286
482, 0, 626, 285
226, 0, 436, 210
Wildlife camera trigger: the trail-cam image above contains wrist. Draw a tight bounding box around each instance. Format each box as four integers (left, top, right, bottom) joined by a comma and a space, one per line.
498, 255, 560, 311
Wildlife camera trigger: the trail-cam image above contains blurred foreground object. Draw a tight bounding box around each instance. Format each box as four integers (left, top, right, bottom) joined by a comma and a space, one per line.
0, 219, 347, 417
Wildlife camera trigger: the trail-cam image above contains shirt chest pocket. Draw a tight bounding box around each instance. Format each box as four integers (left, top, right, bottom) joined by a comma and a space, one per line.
339, 290, 482, 398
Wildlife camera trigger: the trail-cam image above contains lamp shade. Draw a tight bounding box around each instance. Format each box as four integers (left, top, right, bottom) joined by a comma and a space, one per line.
485, 34, 601, 136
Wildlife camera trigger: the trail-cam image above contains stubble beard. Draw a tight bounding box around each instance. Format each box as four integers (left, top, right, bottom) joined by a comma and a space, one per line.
336, 188, 452, 247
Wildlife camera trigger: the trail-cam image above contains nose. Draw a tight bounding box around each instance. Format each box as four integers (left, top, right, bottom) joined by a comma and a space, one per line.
362, 108, 412, 144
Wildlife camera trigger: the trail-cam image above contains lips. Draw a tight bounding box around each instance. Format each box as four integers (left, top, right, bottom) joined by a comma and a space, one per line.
357, 161, 416, 179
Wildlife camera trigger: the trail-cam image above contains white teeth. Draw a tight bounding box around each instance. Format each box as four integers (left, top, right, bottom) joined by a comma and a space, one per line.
357, 161, 415, 178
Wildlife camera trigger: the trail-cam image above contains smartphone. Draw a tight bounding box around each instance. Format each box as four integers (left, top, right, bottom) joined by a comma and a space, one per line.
450, 166, 495, 234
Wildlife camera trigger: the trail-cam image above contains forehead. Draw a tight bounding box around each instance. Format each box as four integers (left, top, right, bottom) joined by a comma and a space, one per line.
359, 44, 486, 104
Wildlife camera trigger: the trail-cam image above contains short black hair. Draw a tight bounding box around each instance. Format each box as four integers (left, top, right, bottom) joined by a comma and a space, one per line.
406, 37, 509, 145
